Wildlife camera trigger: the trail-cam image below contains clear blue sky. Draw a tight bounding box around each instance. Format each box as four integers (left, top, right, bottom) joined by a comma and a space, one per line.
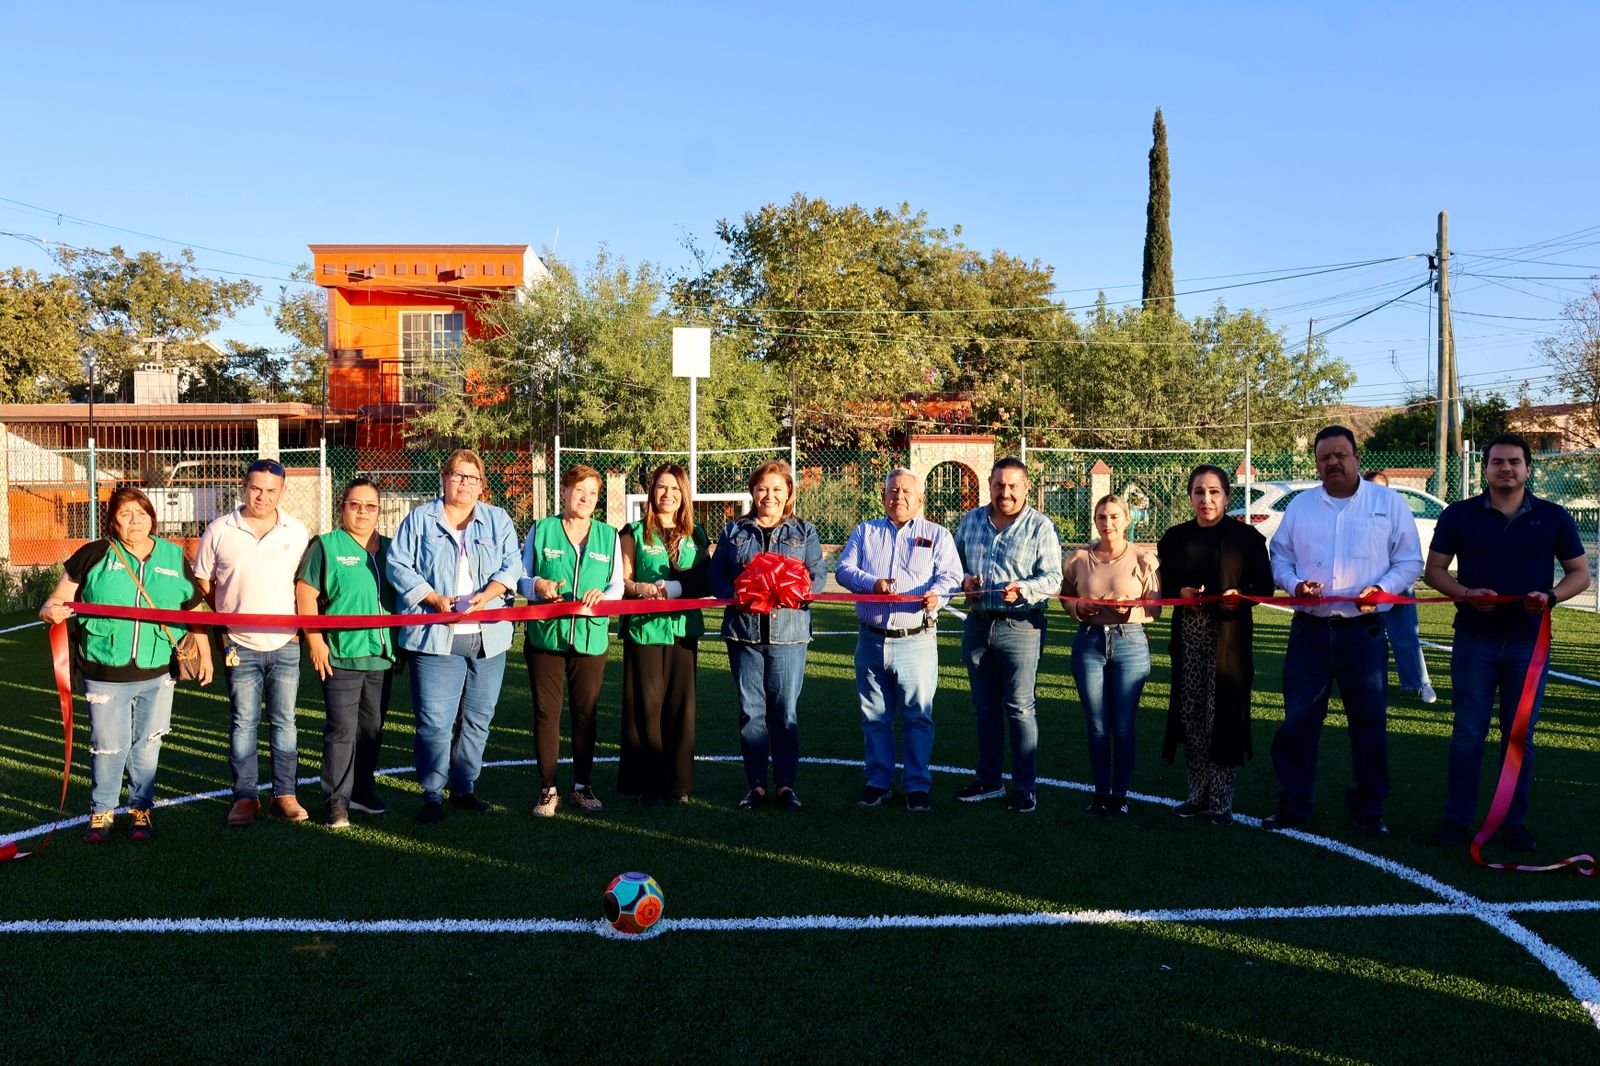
3, 0, 1596, 412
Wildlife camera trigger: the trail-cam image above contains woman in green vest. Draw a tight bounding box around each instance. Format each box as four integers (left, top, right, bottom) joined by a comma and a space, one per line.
295, 477, 397, 828
38, 486, 213, 843
518, 464, 624, 817
617, 462, 710, 808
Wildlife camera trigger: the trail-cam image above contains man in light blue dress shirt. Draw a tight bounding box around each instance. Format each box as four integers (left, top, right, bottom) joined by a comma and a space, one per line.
836, 468, 963, 812
1264, 426, 1424, 840
952, 457, 1064, 814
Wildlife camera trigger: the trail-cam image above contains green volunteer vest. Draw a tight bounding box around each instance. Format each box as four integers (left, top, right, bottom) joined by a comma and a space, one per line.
624, 521, 705, 645
77, 537, 193, 670
316, 528, 395, 663
525, 516, 619, 655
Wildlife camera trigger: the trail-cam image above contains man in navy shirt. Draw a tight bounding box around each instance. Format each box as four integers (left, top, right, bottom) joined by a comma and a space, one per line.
1423, 433, 1591, 851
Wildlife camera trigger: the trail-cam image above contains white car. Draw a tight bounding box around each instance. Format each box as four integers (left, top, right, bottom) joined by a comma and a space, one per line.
1227, 480, 1446, 550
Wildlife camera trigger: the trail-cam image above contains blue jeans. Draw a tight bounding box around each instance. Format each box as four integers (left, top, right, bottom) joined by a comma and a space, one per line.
962, 613, 1045, 793
1071, 623, 1151, 798
84, 674, 175, 813
1445, 630, 1550, 827
727, 641, 807, 790
1382, 601, 1430, 691
408, 633, 507, 803
855, 627, 939, 792
1272, 615, 1390, 819
227, 643, 302, 801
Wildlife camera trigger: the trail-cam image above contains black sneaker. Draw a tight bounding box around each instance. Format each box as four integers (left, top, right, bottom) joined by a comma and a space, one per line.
1351, 814, 1390, 840
448, 792, 492, 813
857, 785, 891, 808
1495, 824, 1538, 852
955, 781, 1005, 803
1105, 796, 1130, 818
1172, 801, 1208, 819
1085, 796, 1108, 817
905, 792, 931, 813
1261, 809, 1310, 831
418, 800, 445, 824
737, 787, 766, 811
1429, 819, 1472, 846
349, 792, 389, 815
1208, 811, 1235, 826
775, 788, 802, 811
326, 804, 350, 829
1006, 790, 1037, 814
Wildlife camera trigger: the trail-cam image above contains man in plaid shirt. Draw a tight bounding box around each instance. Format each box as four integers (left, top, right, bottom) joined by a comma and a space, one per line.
953, 457, 1064, 814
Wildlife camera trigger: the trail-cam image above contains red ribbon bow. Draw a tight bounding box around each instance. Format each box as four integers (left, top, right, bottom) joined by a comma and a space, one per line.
733, 552, 815, 614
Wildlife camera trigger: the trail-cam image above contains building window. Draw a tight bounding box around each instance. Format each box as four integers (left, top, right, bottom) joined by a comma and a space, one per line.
398, 311, 465, 402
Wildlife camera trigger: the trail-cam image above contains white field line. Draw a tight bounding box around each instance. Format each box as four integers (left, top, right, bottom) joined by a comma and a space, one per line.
0, 903, 1469, 937
0, 620, 44, 636
2, 756, 1596, 1024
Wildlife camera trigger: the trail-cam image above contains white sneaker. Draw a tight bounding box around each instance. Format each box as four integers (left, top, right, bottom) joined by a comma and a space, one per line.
532, 788, 560, 818
1417, 683, 1438, 704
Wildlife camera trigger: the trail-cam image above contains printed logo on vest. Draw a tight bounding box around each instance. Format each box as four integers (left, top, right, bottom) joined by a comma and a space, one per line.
542, 547, 565, 559
336, 555, 362, 566
590, 552, 610, 563
154, 566, 181, 578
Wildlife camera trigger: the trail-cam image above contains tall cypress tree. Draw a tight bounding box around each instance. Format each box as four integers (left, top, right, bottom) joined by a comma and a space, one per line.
1141, 108, 1174, 310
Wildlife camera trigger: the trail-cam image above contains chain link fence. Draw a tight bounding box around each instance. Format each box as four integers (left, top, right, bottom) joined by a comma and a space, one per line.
5, 425, 1597, 610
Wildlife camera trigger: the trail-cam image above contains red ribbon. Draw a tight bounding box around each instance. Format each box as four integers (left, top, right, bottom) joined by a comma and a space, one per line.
1466, 608, 1595, 876
17, 587, 1588, 873
1, 623, 74, 864
733, 552, 816, 614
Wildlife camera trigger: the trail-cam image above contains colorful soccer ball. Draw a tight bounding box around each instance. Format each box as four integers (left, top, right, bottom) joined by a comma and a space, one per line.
603, 871, 665, 934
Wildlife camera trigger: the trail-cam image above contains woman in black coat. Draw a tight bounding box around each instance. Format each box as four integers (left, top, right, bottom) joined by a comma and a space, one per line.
1156, 464, 1274, 825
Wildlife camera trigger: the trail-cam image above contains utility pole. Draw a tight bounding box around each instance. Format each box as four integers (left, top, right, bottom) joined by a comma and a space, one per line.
1434, 212, 1458, 499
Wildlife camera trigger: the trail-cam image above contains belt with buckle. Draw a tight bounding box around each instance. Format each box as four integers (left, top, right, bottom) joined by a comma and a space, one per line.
1296, 612, 1380, 629
863, 619, 934, 639
971, 608, 1042, 621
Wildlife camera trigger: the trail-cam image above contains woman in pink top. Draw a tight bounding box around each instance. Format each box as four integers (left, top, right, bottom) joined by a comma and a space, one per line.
1061, 494, 1160, 816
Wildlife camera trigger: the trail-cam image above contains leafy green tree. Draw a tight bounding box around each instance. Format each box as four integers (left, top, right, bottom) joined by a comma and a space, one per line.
51, 245, 260, 392
411, 252, 781, 453
1035, 298, 1351, 449
265, 263, 327, 403
1537, 282, 1600, 449
1142, 108, 1174, 309
1364, 392, 1512, 452
673, 194, 1058, 446
0, 267, 85, 402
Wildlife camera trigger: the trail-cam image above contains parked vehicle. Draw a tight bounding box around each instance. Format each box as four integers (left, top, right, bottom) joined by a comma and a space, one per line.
1227, 480, 1446, 549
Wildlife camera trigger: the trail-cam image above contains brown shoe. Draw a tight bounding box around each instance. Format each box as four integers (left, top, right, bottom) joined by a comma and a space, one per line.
270, 796, 310, 822
227, 798, 261, 827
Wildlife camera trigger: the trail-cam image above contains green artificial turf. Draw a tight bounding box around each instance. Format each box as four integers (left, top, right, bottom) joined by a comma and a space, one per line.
0, 602, 1597, 1063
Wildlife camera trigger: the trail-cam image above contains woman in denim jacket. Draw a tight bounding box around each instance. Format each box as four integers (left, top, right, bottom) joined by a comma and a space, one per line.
386, 449, 523, 824
708, 460, 826, 811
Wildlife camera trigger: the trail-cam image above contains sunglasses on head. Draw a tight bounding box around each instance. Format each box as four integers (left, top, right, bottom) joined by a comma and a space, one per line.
246, 459, 286, 477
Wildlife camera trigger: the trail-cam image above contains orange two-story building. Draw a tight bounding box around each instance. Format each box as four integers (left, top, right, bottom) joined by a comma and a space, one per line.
310, 243, 549, 448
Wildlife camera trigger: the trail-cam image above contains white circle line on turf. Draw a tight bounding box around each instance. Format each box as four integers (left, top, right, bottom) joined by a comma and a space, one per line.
0, 620, 45, 636
2, 755, 1596, 1028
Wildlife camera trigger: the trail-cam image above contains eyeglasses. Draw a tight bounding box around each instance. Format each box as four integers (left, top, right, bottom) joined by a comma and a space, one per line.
343, 501, 380, 513
446, 472, 483, 486
246, 459, 286, 477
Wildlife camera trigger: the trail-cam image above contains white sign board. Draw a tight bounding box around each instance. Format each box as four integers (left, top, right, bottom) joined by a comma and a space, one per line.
672, 327, 711, 378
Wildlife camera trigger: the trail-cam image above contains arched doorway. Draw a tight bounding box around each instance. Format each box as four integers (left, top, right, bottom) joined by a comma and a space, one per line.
925, 461, 978, 529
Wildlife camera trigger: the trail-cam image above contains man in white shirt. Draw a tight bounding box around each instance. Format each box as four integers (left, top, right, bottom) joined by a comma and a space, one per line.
1263, 426, 1424, 840
194, 458, 311, 826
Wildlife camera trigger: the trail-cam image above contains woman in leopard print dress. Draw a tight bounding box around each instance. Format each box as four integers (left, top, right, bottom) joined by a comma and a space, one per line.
1156, 465, 1274, 824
